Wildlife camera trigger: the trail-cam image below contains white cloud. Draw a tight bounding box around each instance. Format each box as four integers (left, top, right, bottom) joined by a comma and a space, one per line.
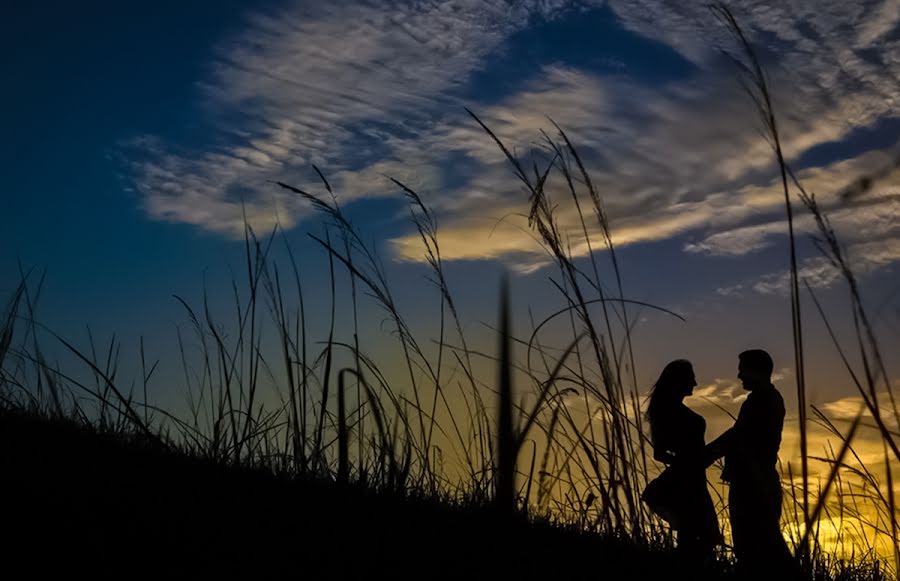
383, 0, 900, 269
821, 392, 900, 433
685, 222, 785, 256
129, 0, 900, 289
684, 151, 900, 256
689, 377, 746, 407
751, 229, 900, 295
132, 0, 571, 236
716, 284, 745, 298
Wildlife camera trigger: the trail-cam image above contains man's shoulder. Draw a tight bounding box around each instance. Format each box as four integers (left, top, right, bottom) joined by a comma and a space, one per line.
744, 385, 785, 412
764, 384, 784, 404
749, 384, 783, 400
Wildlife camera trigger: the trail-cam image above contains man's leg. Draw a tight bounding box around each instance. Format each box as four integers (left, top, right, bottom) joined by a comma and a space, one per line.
761, 482, 797, 578
728, 485, 756, 577
731, 480, 797, 580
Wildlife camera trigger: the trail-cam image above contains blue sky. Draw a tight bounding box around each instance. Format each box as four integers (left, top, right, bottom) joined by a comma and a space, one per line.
3, 0, 899, 414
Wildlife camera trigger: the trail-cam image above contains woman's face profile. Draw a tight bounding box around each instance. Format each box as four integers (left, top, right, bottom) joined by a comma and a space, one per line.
682, 367, 697, 397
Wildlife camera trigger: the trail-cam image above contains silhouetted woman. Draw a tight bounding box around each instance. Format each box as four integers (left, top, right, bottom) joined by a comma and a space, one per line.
644, 359, 720, 565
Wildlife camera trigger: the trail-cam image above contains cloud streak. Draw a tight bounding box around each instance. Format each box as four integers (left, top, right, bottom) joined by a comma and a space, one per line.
132, 0, 570, 235
130, 0, 900, 291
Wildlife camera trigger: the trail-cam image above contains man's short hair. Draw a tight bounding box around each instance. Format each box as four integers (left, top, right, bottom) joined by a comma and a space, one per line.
739, 349, 774, 377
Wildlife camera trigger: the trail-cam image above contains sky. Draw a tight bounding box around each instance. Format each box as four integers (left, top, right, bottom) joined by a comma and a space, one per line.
3, 0, 900, 548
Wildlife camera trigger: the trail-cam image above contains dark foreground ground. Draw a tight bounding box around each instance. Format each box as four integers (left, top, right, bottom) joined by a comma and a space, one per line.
0, 409, 726, 579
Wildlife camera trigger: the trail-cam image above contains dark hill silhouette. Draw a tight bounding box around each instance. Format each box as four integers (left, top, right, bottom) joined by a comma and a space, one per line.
0, 407, 726, 579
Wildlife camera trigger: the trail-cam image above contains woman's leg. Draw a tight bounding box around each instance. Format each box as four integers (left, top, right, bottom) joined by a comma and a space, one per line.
676, 525, 716, 568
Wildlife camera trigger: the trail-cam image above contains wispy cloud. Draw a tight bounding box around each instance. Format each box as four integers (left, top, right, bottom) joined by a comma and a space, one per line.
820, 392, 900, 429
130, 0, 900, 289
684, 150, 900, 255
385, 0, 900, 270
689, 377, 747, 407
752, 239, 900, 295
684, 159, 900, 295
131, 0, 571, 236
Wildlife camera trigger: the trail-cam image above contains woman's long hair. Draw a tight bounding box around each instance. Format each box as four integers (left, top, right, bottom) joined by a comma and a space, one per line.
646, 359, 694, 446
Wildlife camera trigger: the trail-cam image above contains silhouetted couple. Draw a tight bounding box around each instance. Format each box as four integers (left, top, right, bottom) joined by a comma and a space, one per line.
643, 350, 797, 579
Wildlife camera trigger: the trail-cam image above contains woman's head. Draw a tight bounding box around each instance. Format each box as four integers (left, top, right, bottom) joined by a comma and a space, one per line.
646, 359, 696, 436
652, 359, 696, 400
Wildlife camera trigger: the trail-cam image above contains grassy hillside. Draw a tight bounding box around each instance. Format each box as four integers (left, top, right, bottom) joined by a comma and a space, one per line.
1, 406, 710, 579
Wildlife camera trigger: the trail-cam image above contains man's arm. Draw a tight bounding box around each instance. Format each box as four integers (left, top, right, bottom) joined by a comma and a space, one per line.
705, 426, 736, 467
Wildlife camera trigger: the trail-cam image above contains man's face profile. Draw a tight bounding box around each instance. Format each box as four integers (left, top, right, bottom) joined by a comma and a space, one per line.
738, 361, 765, 391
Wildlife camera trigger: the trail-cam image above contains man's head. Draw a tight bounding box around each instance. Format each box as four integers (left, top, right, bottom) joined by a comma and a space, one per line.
738, 349, 774, 391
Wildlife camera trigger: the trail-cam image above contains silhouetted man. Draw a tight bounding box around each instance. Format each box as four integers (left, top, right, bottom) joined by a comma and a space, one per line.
707, 349, 795, 579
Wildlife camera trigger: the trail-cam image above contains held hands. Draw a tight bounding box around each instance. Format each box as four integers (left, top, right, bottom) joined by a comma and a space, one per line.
653, 448, 677, 465
704, 427, 733, 467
